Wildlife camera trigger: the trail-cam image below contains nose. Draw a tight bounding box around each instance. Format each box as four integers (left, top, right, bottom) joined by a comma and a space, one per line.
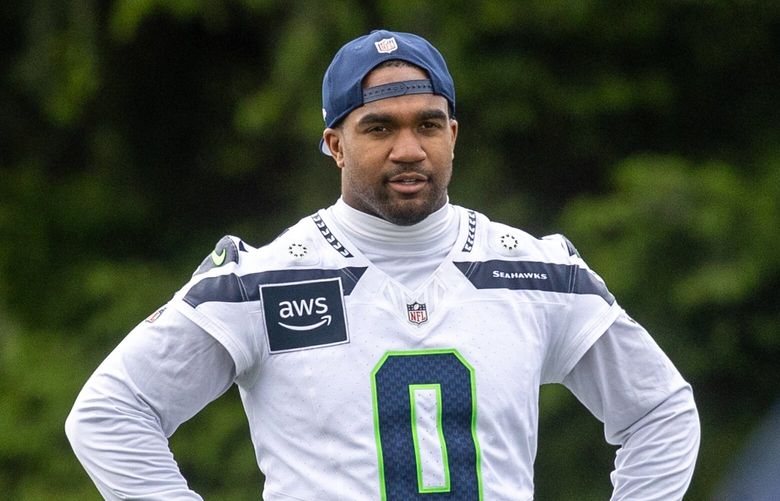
388, 128, 426, 164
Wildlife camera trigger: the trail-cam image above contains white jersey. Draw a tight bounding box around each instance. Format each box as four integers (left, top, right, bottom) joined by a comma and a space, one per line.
169, 205, 622, 500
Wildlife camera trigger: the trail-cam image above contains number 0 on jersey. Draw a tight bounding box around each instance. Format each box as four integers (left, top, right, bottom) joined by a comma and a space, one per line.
371, 350, 483, 500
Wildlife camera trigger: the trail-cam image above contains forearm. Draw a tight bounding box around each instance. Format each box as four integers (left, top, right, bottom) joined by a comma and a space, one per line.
65, 371, 203, 500
563, 313, 700, 500
609, 385, 699, 500
65, 307, 236, 499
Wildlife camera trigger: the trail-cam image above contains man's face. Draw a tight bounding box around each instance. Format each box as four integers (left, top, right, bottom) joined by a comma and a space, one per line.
323, 65, 458, 225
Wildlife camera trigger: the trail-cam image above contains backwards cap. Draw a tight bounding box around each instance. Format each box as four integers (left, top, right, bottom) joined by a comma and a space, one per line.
320, 30, 456, 155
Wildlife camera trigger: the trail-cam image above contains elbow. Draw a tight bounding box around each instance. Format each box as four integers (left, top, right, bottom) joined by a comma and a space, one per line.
608, 383, 701, 448
681, 384, 702, 452
65, 384, 116, 459
675, 383, 700, 435
64, 407, 76, 445
65, 395, 93, 457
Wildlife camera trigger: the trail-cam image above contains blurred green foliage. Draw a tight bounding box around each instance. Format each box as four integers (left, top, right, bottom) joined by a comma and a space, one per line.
1, 1, 778, 499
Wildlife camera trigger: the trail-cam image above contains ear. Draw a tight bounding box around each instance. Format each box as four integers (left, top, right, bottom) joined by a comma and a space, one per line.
449, 118, 458, 159
323, 128, 346, 168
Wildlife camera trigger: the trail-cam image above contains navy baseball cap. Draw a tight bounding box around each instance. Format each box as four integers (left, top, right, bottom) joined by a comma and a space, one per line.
320, 30, 456, 155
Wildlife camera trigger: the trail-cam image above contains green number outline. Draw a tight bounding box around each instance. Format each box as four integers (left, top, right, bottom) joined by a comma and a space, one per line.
371, 349, 483, 500
409, 383, 450, 493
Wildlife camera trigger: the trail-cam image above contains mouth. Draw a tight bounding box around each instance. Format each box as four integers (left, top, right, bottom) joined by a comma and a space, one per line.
387, 172, 428, 194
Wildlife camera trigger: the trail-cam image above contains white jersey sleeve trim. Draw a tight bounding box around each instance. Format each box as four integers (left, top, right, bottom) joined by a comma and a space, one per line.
554, 301, 623, 383
170, 300, 253, 377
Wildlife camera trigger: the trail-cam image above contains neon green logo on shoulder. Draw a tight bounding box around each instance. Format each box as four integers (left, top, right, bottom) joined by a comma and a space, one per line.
211, 248, 226, 266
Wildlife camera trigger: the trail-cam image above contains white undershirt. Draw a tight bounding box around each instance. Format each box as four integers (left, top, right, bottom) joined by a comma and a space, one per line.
327, 198, 459, 290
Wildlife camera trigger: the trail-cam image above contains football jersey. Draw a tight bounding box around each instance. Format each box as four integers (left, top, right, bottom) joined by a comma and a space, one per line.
170, 205, 622, 500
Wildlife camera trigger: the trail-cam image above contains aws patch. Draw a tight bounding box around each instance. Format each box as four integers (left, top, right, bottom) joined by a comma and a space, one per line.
260, 277, 349, 353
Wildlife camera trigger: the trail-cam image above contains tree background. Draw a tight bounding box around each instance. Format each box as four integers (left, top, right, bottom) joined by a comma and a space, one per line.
1, 1, 778, 499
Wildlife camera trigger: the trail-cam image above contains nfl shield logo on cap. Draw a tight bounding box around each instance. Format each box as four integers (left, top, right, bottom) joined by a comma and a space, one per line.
374, 37, 398, 54
406, 302, 428, 325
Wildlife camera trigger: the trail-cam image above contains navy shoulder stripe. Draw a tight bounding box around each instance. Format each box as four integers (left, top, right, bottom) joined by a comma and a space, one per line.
183, 267, 368, 307
453, 260, 614, 304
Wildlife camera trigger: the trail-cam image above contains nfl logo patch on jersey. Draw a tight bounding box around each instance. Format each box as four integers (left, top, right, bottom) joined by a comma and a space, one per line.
261, 278, 349, 353
406, 302, 428, 325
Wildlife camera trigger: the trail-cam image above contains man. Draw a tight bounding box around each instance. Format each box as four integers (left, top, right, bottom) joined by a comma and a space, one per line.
66, 30, 700, 500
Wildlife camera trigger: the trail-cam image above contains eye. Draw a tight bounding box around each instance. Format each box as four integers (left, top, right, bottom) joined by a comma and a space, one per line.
419, 121, 443, 132
365, 124, 391, 135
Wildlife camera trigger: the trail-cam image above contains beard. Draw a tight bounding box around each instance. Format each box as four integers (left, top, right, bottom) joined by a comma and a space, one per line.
374, 192, 446, 226
343, 165, 451, 226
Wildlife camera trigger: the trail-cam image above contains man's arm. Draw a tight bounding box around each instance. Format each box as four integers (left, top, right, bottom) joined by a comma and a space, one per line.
65, 307, 236, 500
562, 312, 700, 500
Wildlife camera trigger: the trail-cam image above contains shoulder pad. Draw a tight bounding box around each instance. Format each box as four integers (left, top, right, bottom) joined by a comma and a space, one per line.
272, 226, 322, 266
542, 233, 581, 258
486, 220, 535, 257
489, 226, 524, 256
193, 235, 245, 276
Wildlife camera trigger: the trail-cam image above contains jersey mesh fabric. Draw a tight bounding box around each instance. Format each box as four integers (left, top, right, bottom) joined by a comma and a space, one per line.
169, 204, 621, 500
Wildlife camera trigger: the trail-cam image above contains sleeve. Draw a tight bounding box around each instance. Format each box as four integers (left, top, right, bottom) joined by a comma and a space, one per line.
65, 306, 236, 500
540, 234, 623, 383
562, 312, 701, 500
168, 235, 263, 378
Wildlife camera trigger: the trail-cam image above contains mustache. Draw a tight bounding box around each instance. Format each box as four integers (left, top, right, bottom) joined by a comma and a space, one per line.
384, 164, 430, 179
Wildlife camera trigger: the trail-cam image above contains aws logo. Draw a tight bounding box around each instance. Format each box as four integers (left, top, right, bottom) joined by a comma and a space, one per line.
278, 297, 331, 331
261, 277, 348, 353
